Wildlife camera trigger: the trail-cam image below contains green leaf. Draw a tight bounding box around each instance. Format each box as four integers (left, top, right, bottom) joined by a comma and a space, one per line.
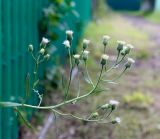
25, 73, 30, 99
0, 102, 21, 107
93, 88, 109, 95
14, 107, 35, 132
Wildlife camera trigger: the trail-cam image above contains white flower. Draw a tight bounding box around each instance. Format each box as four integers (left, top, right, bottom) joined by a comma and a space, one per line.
127, 58, 135, 64
101, 54, 109, 61
73, 54, 80, 59
126, 44, 134, 49
42, 37, 49, 45
117, 40, 126, 45
115, 117, 121, 124
66, 30, 73, 36
63, 40, 70, 48
109, 100, 119, 106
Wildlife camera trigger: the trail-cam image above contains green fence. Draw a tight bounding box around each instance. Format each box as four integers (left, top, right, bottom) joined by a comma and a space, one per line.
0, 0, 91, 139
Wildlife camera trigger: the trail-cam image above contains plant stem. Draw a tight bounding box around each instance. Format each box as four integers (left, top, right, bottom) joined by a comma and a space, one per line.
65, 48, 73, 100
85, 61, 95, 87
9, 66, 104, 110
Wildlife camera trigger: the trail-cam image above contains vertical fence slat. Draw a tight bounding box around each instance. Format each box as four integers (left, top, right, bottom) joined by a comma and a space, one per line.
0, 0, 2, 139
1, 0, 12, 139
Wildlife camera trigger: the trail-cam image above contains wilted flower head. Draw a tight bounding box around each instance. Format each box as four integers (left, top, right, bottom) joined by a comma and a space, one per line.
103, 35, 110, 46
63, 40, 70, 48
112, 117, 121, 124
41, 37, 49, 45
117, 40, 126, 52
125, 57, 135, 68
101, 54, 109, 65
82, 50, 90, 61
83, 39, 90, 50
66, 30, 73, 41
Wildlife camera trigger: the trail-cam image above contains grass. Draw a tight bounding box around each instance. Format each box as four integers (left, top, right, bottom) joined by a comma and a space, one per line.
144, 12, 160, 24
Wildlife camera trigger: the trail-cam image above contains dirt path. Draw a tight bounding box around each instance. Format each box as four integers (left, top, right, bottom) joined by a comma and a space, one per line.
123, 15, 160, 109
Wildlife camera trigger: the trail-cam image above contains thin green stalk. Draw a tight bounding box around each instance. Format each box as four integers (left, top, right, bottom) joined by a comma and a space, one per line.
51, 109, 108, 123
65, 48, 73, 100
85, 61, 95, 87
6, 66, 104, 110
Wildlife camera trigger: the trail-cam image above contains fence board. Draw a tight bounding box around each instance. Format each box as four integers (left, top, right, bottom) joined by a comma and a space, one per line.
0, 1, 2, 139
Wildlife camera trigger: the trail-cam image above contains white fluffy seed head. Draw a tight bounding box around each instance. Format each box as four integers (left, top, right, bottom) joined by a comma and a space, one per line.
63, 40, 70, 48
101, 54, 109, 61
126, 44, 134, 49
117, 40, 126, 45
103, 35, 110, 46
127, 58, 135, 64
42, 37, 49, 45
83, 39, 90, 45
109, 100, 119, 106
115, 117, 121, 124
83, 50, 90, 55
103, 35, 111, 41
66, 30, 73, 36
73, 54, 80, 59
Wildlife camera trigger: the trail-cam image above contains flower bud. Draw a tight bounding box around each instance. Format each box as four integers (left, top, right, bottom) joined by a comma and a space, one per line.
73, 54, 80, 65
44, 54, 50, 60
101, 54, 109, 65
82, 39, 90, 50
117, 41, 125, 52
103, 35, 110, 46
40, 48, 45, 55
28, 44, 33, 52
125, 58, 135, 69
101, 103, 109, 110
41, 37, 49, 47
91, 112, 99, 118
121, 44, 134, 56
66, 30, 73, 41
63, 40, 70, 48
82, 50, 90, 61
109, 100, 119, 110
112, 117, 121, 124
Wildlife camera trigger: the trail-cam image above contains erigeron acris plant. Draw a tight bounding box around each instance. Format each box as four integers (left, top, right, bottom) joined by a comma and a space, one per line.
0, 30, 135, 129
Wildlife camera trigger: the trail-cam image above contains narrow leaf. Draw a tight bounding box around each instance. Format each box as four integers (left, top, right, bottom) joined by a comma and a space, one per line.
0, 102, 21, 107
14, 107, 35, 132
25, 73, 30, 99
